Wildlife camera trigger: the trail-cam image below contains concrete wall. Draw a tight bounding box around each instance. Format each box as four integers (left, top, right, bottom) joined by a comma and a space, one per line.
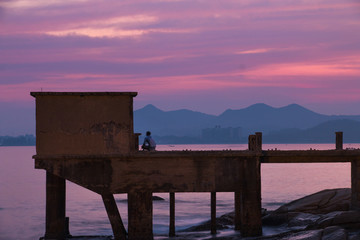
31, 92, 137, 155
34, 152, 248, 194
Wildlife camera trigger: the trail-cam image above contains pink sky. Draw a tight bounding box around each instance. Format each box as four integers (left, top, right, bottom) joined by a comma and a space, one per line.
1, 0, 360, 116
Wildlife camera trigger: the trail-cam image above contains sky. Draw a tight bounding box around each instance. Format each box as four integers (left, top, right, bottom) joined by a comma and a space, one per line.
1, 0, 360, 135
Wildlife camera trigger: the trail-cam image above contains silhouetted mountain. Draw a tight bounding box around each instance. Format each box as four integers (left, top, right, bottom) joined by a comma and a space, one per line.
134, 104, 217, 137
264, 119, 360, 143
217, 103, 328, 135
134, 104, 360, 143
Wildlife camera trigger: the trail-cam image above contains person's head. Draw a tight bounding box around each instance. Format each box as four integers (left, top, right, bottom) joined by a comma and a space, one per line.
146, 131, 151, 136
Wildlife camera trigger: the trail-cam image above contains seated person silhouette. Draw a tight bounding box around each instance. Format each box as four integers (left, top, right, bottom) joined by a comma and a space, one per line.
142, 131, 156, 151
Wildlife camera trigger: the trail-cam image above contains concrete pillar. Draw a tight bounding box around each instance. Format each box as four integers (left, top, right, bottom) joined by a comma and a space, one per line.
169, 192, 175, 237
241, 158, 262, 237
351, 160, 360, 210
45, 172, 66, 240
255, 132, 262, 152
240, 134, 262, 237
128, 191, 153, 240
336, 132, 343, 150
234, 191, 241, 230
211, 192, 216, 234
135, 133, 141, 151
248, 135, 256, 151
101, 193, 127, 240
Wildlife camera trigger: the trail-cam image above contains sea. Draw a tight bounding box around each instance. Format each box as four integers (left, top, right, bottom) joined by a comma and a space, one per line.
1, 143, 359, 240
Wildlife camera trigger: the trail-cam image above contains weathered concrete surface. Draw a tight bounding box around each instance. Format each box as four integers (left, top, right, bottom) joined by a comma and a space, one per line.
34, 150, 360, 194
101, 194, 126, 240
261, 150, 360, 163
45, 172, 66, 239
31, 92, 137, 155
34, 153, 249, 193
351, 160, 360, 209
128, 191, 153, 240
240, 158, 262, 237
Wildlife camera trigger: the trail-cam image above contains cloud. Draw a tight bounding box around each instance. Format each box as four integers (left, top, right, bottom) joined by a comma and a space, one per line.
1, 0, 90, 9
242, 62, 360, 77
1, 0, 360, 117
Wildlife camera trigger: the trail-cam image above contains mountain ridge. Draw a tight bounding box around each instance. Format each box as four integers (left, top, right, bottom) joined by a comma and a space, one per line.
134, 103, 360, 143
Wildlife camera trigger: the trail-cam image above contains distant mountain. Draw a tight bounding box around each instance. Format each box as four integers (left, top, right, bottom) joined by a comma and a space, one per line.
134, 104, 217, 137
217, 103, 328, 135
264, 119, 360, 143
134, 104, 360, 143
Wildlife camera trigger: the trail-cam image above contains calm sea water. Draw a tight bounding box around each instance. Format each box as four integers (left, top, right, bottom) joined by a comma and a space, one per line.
1, 144, 359, 240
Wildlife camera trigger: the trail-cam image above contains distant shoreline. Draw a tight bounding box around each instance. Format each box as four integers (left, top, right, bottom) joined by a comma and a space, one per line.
0, 134, 35, 146
2, 136, 360, 147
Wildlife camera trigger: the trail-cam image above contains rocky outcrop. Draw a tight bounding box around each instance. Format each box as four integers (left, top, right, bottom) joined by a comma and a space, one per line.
260, 188, 360, 239
259, 226, 348, 240
181, 188, 360, 239
274, 188, 351, 214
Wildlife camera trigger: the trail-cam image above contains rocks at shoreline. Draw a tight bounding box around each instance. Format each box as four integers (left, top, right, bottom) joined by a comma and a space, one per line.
182, 188, 360, 239
273, 188, 351, 214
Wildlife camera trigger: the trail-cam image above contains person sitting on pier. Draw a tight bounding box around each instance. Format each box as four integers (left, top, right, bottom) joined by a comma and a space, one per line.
142, 131, 156, 151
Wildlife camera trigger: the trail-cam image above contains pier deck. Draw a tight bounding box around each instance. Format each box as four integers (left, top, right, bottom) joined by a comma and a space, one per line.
30, 92, 360, 240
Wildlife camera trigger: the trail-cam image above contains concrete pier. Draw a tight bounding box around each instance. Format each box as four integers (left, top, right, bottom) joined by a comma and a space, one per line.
31, 92, 360, 239
128, 191, 153, 240
101, 193, 127, 240
169, 192, 175, 237
45, 172, 66, 239
352, 160, 360, 209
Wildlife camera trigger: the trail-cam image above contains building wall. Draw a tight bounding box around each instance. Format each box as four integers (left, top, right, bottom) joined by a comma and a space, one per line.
32, 92, 137, 155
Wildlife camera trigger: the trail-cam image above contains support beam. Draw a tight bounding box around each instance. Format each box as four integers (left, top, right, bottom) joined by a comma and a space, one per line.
248, 135, 256, 151
240, 134, 262, 237
336, 132, 343, 150
128, 191, 153, 240
240, 158, 262, 237
255, 132, 262, 152
352, 160, 360, 210
211, 192, 216, 234
101, 193, 127, 240
234, 192, 241, 231
134, 133, 141, 151
169, 192, 175, 237
45, 172, 66, 239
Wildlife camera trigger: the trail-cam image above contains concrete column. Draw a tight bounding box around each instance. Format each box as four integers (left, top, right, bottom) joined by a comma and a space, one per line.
169, 192, 175, 237
240, 134, 262, 237
240, 158, 262, 237
255, 132, 262, 152
134, 133, 141, 151
128, 191, 153, 240
101, 193, 127, 240
336, 132, 343, 150
234, 191, 241, 230
248, 135, 256, 151
45, 172, 66, 240
211, 192, 216, 234
351, 160, 360, 210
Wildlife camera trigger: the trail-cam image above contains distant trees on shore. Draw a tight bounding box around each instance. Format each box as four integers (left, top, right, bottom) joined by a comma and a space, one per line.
0, 134, 35, 146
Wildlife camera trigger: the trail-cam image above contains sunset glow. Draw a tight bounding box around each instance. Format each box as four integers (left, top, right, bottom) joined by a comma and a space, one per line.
1, 0, 360, 117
